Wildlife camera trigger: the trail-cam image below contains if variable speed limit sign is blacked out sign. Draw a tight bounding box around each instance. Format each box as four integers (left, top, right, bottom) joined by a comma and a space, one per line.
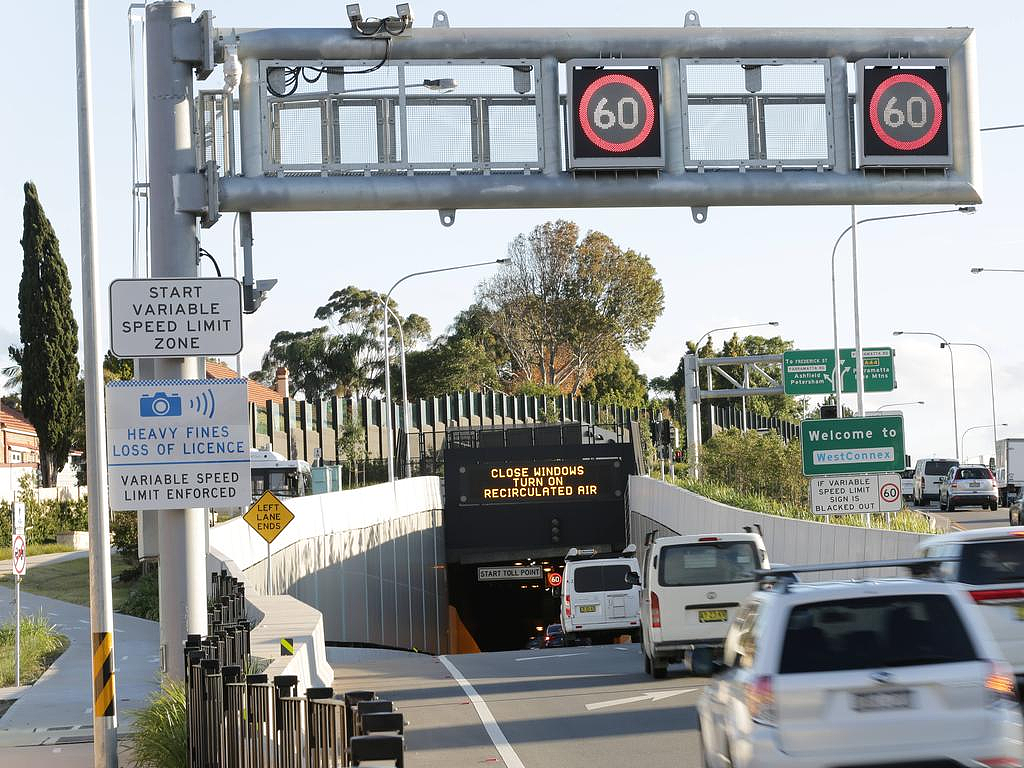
567, 60, 664, 169
857, 59, 951, 167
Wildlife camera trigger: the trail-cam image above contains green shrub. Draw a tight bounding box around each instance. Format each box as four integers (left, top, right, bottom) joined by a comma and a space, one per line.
0, 476, 89, 545
0, 610, 68, 686
111, 510, 139, 563
120, 568, 160, 621
128, 676, 187, 768
675, 476, 932, 534
699, 428, 805, 506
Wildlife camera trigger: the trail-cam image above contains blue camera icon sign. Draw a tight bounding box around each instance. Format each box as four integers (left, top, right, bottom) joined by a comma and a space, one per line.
139, 392, 182, 418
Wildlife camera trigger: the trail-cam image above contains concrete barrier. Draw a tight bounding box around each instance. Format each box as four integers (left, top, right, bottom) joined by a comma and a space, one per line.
209, 477, 447, 654
629, 475, 930, 581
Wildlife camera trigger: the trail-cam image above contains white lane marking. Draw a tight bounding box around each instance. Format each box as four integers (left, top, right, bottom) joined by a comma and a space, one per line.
585, 688, 698, 711
614, 645, 632, 651
439, 655, 525, 768
513, 652, 585, 662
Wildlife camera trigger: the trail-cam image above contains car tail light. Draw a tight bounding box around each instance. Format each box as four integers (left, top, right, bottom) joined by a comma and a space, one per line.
651, 591, 661, 628
745, 675, 777, 726
985, 661, 1018, 704
698, 536, 719, 542
565, 594, 571, 618
971, 588, 1024, 605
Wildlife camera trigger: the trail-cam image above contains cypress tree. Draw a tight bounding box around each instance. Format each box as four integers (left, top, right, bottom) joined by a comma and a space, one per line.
17, 182, 80, 485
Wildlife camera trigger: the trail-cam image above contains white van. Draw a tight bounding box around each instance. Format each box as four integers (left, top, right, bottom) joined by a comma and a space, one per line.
560, 546, 642, 644
913, 457, 958, 505
637, 531, 769, 679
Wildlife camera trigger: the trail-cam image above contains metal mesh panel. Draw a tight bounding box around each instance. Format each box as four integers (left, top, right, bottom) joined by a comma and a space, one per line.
687, 104, 750, 161
682, 60, 833, 168
407, 103, 473, 164
261, 60, 541, 174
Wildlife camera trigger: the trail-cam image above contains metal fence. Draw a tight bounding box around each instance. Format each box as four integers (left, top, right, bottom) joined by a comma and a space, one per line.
186, 571, 406, 767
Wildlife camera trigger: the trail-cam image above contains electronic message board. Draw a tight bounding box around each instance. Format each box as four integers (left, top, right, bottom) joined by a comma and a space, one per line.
459, 458, 625, 506
857, 59, 951, 167
567, 60, 664, 169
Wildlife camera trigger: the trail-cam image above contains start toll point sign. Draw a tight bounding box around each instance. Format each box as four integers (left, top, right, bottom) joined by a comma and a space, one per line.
244, 491, 294, 544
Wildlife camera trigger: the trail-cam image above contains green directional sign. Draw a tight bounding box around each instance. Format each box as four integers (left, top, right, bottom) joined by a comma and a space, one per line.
800, 415, 905, 476
783, 348, 895, 395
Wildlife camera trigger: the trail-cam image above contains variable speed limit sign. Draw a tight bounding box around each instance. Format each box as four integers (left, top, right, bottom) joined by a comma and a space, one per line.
567, 60, 664, 169
857, 59, 951, 167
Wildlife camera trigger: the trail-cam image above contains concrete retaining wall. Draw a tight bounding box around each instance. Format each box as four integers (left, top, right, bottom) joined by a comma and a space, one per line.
209, 477, 447, 654
629, 476, 931, 580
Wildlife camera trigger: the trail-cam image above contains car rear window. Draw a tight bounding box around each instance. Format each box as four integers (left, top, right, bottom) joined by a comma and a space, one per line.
925, 460, 957, 475
778, 594, 976, 674
658, 541, 758, 587
957, 467, 992, 480
959, 540, 1024, 585
572, 564, 633, 593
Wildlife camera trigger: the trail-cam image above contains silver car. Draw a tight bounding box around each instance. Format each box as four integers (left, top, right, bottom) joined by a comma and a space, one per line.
939, 463, 999, 512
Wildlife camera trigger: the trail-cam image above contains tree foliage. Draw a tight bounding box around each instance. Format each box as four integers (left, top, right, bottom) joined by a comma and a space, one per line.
477, 220, 663, 395
15, 182, 80, 485
699, 428, 805, 506
404, 337, 502, 400
580, 347, 649, 408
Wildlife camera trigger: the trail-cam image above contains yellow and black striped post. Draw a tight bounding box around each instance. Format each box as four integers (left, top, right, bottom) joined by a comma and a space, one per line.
92, 632, 116, 718
280, 637, 294, 656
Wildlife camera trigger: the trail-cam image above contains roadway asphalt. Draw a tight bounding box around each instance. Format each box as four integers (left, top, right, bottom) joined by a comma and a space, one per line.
330, 643, 707, 768
912, 499, 1014, 530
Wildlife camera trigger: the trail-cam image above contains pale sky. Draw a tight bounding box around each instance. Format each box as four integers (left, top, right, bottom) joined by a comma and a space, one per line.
3, 0, 1021, 464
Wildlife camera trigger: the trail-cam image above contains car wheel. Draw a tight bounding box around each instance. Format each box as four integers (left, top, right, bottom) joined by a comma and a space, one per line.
643, 651, 651, 675
991, 501, 999, 512
947, 499, 956, 513
651, 658, 668, 679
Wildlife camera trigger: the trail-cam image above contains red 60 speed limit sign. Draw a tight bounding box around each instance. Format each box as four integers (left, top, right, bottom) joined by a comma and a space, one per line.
879, 482, 901, 505
858, 60, 951, 167
567, 61, 664, 169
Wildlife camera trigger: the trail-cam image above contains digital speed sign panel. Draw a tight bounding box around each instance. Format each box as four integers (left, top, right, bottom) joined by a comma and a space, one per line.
857, 59, 951, 167
567, 60, 664, 169
458, 459, 626, 506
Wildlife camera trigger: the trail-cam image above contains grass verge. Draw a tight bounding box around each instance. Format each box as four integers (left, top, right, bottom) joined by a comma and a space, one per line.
0, 611, 69, 687
675, 476, 934, 534
0, 542, 76, 561
0, 557, 136, 610
128, 677, 187, 768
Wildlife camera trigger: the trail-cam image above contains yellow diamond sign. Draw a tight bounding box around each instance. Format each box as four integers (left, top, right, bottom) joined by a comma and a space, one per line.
244, 490, 295, 544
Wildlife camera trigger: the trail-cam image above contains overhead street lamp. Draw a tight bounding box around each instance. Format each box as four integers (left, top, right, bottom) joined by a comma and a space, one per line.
693, 321, 779, 441
870, 401, 925, 414
830, 206, 974, 414
970, 267, 1024, 275
893, 330, 960, 461
961, 423, 1007, 464
381, 258, 509, 483
942, 341, 999, 467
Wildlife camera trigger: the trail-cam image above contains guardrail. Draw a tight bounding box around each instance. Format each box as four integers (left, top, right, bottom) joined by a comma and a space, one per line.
186, 571, 406, 767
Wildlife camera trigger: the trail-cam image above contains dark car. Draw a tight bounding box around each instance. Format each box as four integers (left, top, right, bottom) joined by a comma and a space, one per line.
543, 623, 566, 648
525, 635, 542, 650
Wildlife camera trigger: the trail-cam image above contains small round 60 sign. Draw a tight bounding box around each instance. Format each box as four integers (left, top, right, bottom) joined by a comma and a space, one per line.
568, 61, 664, 169
546, 571, 563, 589
859, 61, 950, 167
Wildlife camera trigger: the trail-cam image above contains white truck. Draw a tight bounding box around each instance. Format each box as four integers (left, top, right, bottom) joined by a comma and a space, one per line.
995, 438, 1024, 507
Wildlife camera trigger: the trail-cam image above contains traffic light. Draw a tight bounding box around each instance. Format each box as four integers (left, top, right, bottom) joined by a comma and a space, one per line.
550, 517, 560, 545
820, 404, 838, 419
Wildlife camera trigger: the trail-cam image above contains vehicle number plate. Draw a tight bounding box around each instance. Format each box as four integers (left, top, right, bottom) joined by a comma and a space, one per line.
579, 604, 597, 613
970, 481, 980, 488
698, 609, 728, 623
1015, 605, 1024, 621
853, 690, 913, 712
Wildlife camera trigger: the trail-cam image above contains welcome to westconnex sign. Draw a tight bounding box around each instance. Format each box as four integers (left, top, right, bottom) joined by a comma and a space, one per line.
800, 415, 905, 476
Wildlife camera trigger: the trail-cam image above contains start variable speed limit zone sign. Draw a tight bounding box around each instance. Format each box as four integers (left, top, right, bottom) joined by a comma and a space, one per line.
567, 60, 664, 169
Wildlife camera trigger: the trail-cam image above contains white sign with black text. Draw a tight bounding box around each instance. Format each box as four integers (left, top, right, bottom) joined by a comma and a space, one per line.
477, 566, 543, 581
809, 473, 903, 516
105, 379, 251, 511
109, 277, 243, 358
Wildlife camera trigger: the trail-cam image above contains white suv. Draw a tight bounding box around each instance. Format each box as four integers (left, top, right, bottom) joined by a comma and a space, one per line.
697, 574, 1023, 768
918, 527, 1024, 694
939, 464, 1000, 512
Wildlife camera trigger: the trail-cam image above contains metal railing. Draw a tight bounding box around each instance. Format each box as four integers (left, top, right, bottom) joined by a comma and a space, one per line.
186, 571, 405, 767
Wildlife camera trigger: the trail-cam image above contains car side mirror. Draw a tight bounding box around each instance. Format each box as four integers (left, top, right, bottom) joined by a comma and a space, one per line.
624, 571, 641, 586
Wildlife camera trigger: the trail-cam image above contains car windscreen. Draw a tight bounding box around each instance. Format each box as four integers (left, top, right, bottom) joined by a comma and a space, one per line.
658, 541, 758, 587
959, 539, 1024, 585
778, 594, 976, 674
572, 564, 633, 593
925, 460, 957, 476
957, 467, 991, 480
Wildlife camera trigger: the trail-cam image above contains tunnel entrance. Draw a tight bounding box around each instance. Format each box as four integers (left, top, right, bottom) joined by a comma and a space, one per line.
443, 423, 638, 652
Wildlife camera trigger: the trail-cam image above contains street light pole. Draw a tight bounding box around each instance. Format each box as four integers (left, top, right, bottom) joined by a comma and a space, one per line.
378, 299, 412, 478
381, 259, 508, 483
850, 205, 865, 416
960, 423, 1007, 464
893, 330, 960, 461
944, 342, 998, 465
872, 400, 925, 412
830, 207, 974, 411
971, 267, 1024, 275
